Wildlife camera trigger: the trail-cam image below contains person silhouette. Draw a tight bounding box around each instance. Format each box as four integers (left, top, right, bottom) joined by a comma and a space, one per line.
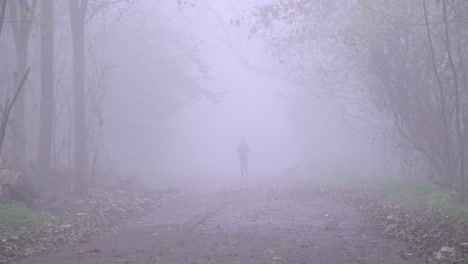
238, 138, 250, 178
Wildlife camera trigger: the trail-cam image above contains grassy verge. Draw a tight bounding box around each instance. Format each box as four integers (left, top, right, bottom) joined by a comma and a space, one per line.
309, 176, 468, 263
307, 175, 468, 220
0, 203, 58, 238
0, 204, 51, 224
0, 190, 180, 264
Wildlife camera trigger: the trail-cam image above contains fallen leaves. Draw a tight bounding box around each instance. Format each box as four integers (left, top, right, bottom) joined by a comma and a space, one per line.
458, 242, 468, 254
79, 236, 90, 243
440, 246, 455, 253
0, 189, 180, 264
320, 187, 468, 264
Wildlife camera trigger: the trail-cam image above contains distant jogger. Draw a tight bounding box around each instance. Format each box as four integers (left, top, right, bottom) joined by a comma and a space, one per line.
238, 139, 250, 178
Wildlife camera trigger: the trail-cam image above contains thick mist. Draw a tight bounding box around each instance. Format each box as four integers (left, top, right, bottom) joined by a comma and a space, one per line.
91, 0, 393, 189
1, 1, 467, 263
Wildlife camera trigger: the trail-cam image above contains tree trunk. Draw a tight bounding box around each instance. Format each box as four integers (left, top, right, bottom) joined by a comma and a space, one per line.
8, 0, 33, 170
37, 0, 54, 191
0, 69, 30, 157
0, 0, 6, 35
69, 0, 88, 196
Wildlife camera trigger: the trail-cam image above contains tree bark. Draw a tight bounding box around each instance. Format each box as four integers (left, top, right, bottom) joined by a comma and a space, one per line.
69, 0, 88, 196
0, 69, 31, 157
37, 0, 54, 191
8, 0, 35, 169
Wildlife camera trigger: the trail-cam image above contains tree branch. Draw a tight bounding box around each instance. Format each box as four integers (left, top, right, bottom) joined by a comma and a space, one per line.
0, 67, 31, 156
85, 0, 124, 25
422, 0, 452, 169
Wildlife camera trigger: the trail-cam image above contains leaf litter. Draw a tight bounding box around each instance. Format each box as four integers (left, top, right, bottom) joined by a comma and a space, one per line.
318, 187, 468, 264
0, 189, 180, 264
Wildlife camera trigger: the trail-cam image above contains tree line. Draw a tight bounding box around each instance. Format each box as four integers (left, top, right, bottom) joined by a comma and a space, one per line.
248, 0, 468, 200
0, 0, 209, 199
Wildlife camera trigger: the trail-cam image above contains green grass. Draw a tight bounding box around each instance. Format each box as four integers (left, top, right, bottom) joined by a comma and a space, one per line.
0, 203, 51, 224
307, 175, 468, 220
0, 203, 57, 237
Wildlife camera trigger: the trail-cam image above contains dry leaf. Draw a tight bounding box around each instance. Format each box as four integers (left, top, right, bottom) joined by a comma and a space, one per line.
77, 249, 100, 254
440, 246, 455, 253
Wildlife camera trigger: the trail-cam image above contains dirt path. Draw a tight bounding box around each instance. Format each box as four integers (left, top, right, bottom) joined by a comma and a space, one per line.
16, 188, 423, 264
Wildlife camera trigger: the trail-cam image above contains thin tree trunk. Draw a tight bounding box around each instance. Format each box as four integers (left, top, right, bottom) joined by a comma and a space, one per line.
0, 69, 31, 157
37, 0, 54, 191
442, 0, 466, 200
422, 0, 454, 182
69, 0, 88, 196
0, 0, 6, 35
8, 0, 35, 169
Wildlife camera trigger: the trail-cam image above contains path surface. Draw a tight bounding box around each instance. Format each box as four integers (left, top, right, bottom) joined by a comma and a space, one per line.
18, 188, 423, 264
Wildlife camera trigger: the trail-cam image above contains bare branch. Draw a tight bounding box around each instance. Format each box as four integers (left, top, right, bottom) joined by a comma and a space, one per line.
422, 0, 452, 166
0, 67, 31, 156
85, 0, 125, 25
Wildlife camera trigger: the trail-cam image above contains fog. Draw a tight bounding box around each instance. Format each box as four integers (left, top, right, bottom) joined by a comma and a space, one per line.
2, 1, 467, 263
85, 0, 389, 190
4, 0, 458, 194
104, 1, 301, 187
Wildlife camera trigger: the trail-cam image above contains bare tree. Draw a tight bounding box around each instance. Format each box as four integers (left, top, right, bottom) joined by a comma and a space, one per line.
248, 0, 468, 198
69, 0, 89, 196
8, 0, 36, 169
68, 0, 130, 195
36, 0, 54, 191
0, 68, 31, 157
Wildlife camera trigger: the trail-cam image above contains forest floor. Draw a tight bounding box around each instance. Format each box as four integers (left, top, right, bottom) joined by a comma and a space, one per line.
8, 186, 467, 264
0, 188, 180, 264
